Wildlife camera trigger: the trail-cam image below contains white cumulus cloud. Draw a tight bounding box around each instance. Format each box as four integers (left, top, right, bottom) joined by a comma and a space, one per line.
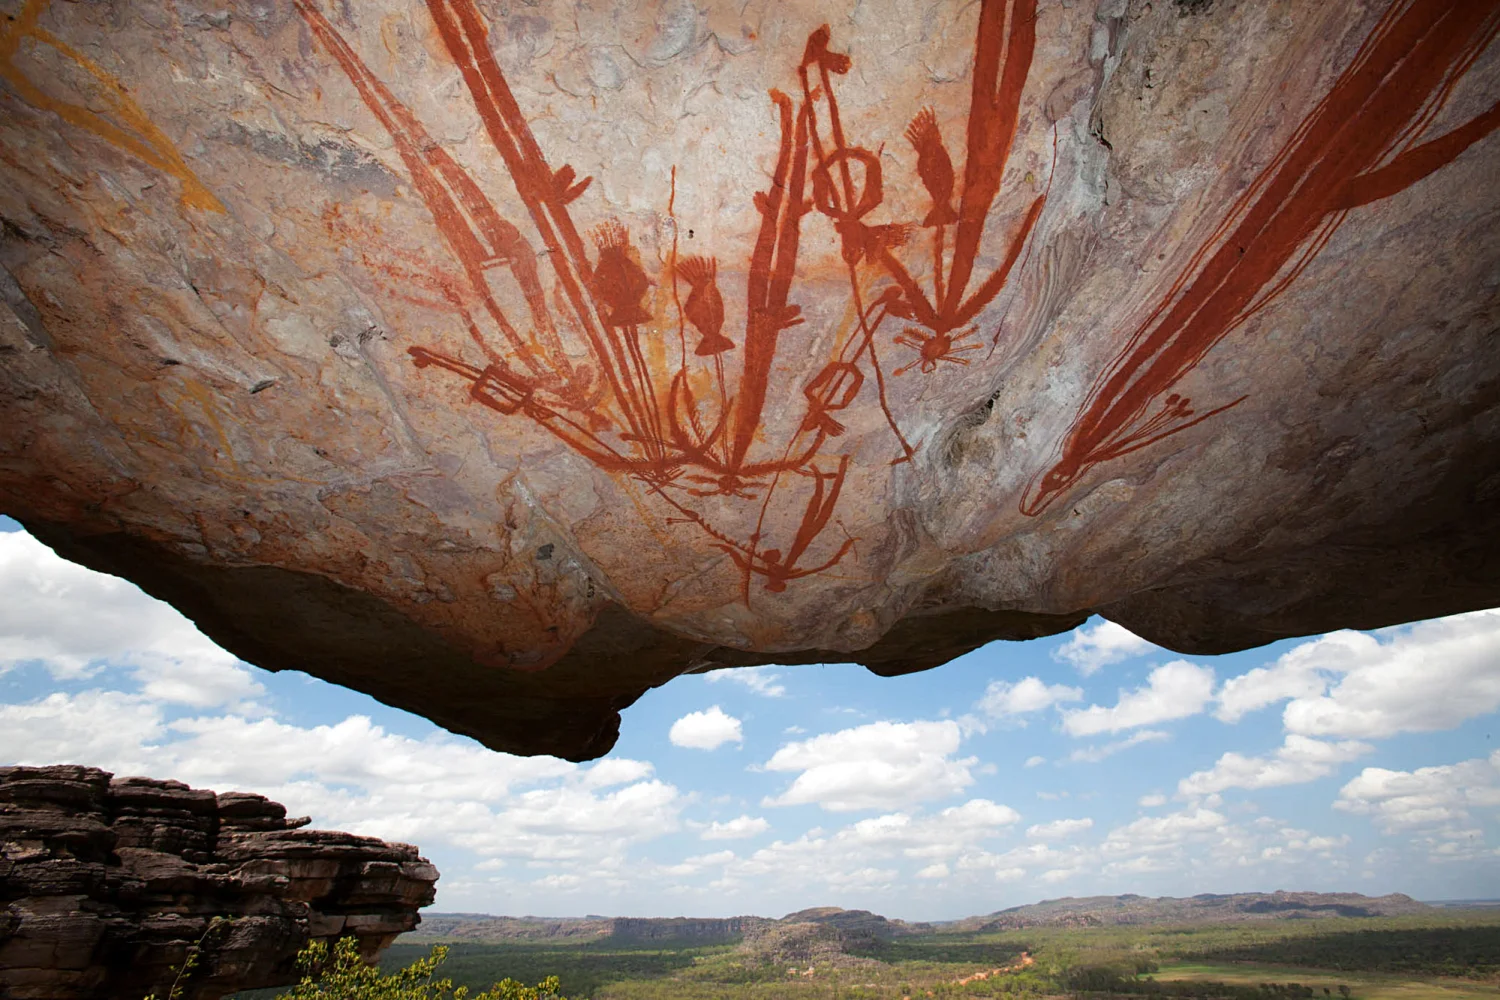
1053, 620, 1157, 676
0, 689, 682, 866
701, 815, 771, 840
1281, 612, 1500, 739
1027, 817, 1094, 840
1186, 611, 1500, 799
669, 706, 743, 750
762, 720, 975, 812
977, 676, 1082, 718
1213, 611, 1500, 736
1214, 631, 1374, 723
713, 798, 1018, 894
841, 799, 1021, 859
1102, 807, 1228, 856
0, 531, 263, 708
1178, 734, 1372, 797
1336, 750, 1500, 835
705, 665, 787, 698
660, 850, 738, 877
1061, 662, 1216, 736
0, 689, 171, 772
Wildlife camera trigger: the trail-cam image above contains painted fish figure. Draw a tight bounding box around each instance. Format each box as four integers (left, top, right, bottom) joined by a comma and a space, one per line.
678, 256, 734, 355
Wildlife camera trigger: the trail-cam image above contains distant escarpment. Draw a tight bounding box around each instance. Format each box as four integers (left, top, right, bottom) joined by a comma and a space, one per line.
0, 765, 438, 1000
410, 913, 770, 946
411, 894, 1436, 953
961, 891, 1432, 931
410, 907, 927, 948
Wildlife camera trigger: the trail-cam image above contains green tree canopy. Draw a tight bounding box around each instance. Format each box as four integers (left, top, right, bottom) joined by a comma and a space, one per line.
276, 937, 571, 1000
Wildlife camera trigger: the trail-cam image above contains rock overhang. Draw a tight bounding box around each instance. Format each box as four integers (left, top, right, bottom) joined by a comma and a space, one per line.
1, 0, 1497, 759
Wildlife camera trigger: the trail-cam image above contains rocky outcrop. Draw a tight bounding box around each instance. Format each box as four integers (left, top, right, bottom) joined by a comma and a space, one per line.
740, 919, 889, 971
779, 908, 906, 940
0, 765, 438, 1000
2, 0, 1499, 759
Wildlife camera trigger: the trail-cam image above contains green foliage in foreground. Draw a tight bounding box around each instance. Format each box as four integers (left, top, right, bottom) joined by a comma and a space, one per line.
275, 937, 572, 1000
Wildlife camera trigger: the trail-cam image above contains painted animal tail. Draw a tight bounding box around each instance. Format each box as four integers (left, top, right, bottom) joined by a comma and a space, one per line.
677, 254, 717, 287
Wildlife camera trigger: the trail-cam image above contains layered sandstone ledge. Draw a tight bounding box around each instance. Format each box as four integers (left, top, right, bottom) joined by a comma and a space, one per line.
0, 765, 438, 1000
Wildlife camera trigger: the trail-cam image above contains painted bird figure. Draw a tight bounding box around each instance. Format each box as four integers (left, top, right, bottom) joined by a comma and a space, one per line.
590, 220, 653, 327
905, 107, 958, 227
678, 255, 734, 355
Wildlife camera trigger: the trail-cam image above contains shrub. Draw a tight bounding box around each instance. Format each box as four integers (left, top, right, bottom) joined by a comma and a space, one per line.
275, 937, 571, 1000
144, 916, 232, 1000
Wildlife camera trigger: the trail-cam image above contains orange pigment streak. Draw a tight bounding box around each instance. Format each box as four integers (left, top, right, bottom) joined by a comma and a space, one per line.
0, 0, 222, 211
1023, 0, 1500, 516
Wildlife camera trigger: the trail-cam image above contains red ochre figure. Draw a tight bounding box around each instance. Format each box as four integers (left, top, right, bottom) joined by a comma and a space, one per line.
800, 363, 865, 438
677, 256, 734, 356
590, 220, 653, 328
1023, 0, 1500, 517
906, 107, 959, 228
294, 0, 1051, 599
893, 326, 982, 376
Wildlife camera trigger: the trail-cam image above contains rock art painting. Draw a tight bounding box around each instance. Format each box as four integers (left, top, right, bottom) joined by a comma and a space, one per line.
1, 0, 1498, 756
0, 0, 222, 212
1025, 0, 1500, 515
295, 0, 1048, 603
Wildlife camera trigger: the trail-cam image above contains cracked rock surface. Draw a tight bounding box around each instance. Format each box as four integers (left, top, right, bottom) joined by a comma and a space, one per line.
1, 0, 1498, 759
0, 765, 438, 1000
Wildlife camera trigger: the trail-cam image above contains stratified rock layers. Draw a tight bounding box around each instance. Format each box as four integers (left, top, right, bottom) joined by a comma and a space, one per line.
2, 0, 1498, 758
0, 765, 438, 1000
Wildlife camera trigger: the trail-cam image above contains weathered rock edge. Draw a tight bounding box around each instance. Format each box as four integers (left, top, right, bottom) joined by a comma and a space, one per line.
21, 515, 1090, 762
0, 764, 438, 1000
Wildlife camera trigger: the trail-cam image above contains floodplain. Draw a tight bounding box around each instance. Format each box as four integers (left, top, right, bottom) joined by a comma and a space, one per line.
364, 907, 1500, 1000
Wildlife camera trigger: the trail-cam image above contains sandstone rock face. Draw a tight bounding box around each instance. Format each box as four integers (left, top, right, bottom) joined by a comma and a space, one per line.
0, 765, 438, 1000
1, 0, 1498, 759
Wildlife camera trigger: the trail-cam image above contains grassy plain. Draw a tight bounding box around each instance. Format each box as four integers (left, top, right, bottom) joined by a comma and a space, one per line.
357, 910, 1500, 1000
1153, 961, 1500, 1000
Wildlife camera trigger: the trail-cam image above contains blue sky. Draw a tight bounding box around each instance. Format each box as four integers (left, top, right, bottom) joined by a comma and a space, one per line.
2, 516, 1498, 920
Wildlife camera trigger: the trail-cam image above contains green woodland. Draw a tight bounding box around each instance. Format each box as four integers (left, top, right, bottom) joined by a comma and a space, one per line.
225, 911, 1500, 1000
